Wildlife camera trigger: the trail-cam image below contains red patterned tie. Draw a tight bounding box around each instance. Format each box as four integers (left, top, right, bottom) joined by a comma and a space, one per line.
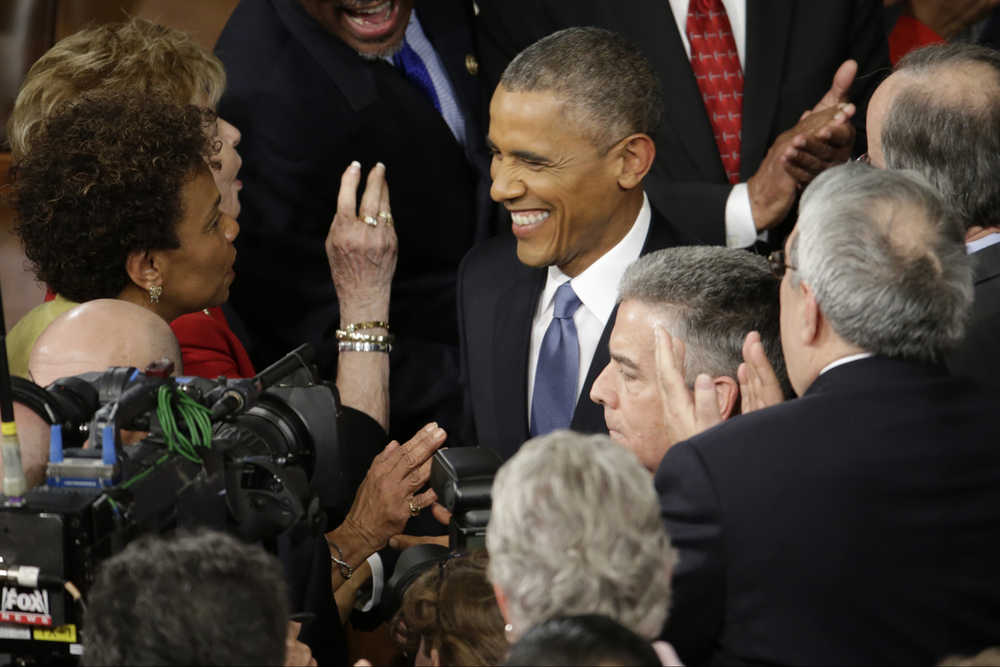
687, 0, 744, 184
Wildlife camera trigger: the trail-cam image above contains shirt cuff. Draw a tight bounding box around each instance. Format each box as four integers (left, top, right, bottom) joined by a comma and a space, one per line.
725, 183, 770, 248
724, 183, 758, 248
355, 552, 384, 613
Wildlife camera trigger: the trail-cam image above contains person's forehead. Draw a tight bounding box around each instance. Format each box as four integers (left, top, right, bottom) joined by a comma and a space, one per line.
614, 300, 670, 355
489, 86, 593, 148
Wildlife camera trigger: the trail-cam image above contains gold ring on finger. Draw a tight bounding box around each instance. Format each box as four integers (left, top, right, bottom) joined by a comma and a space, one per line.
362, 215, 378, 227
407, 497, 420, 517
378, 211, 393, 225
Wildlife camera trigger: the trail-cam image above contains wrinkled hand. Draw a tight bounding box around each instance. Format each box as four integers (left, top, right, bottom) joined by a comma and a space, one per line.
887, 0, 1000, 39
748, 103, 855, 230
736, 331, 786, 414
388, 501, 452, 550
284, 622, 317, 667
340, 423, 447, 553
653, 327, 723, 443
325, 161, 398, 321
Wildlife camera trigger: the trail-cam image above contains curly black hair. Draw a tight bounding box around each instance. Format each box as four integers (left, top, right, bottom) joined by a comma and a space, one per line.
11, 93, 218, 302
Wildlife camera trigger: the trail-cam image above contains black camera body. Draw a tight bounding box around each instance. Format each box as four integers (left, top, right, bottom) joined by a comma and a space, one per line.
429, 447, 502, 553
0, 345, 338, 664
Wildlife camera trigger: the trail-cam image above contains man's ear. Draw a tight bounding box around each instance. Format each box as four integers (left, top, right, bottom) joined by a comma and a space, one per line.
124, 249, 161, 292
800, 281, 821, 346
713, 375, 739, 419
616, 133, 656, 190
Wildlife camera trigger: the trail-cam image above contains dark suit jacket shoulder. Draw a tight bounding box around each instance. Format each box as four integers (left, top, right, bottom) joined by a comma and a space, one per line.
656, 356, 1000, 666
459, 205, 684, 458
947, 242, 1000, 390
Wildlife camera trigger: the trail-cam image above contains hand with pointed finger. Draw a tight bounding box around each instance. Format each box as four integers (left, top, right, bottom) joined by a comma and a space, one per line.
736, 331, 786, 414
324, 160, 398, 323
341, 422, 448, 553
653, 326, 723, 444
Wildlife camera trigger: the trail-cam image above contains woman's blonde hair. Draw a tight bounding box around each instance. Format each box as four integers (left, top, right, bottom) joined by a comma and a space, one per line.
8, 17, 225, 159
392, 551, 507, 666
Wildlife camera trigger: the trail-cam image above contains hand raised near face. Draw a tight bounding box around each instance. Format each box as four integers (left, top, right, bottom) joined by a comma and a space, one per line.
340, 422, 448, 554
324, 161, 398, 322
748, 103, 856, 231
653, 326, 723, 444
736, 331, 786, 414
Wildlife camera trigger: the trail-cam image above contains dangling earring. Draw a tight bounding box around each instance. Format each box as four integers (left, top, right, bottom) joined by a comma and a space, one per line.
148, 284, 163, 304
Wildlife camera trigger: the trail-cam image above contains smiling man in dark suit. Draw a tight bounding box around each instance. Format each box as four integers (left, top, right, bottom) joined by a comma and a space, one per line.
215, 0, 493, 441
458, 27, 685, 460
475, 0, 890, 249
656, 163, 1000, 665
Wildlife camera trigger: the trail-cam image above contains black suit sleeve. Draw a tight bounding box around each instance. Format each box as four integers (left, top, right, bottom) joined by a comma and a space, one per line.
655, 441, 726, 666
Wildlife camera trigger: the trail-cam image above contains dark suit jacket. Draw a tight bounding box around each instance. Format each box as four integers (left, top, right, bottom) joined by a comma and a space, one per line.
458, 206, 683, 460
655, 356, 1000, 666
216, 0, 492, 439
475, 0, 890, 245
947, 242, 1000, 390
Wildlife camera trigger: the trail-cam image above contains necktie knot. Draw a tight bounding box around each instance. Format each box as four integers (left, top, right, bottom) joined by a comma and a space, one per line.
552, 282, 581, 320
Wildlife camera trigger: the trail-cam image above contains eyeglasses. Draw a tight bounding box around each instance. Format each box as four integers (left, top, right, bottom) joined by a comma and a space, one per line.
855, 152, 870, 164
767, 249, 796, 279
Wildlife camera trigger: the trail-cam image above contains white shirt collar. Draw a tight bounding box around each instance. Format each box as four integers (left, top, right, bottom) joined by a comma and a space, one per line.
819, 352, 874, 376
966, 231, 1000, 254
538, 193, 651, 324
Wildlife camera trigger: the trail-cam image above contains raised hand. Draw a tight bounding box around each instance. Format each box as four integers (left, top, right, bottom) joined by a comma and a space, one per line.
736, 331, 786, 414
653, 326, 723, 444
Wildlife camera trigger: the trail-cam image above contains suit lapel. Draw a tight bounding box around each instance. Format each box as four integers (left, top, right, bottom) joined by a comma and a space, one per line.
493, 267, 544, 458
740, 0, 794, 181
972, 241, 1000, 285
272, 0, 377, 112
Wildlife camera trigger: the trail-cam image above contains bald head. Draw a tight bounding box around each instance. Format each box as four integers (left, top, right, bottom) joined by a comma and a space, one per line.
29, 299, 182, 386
867, 43, 1000, 232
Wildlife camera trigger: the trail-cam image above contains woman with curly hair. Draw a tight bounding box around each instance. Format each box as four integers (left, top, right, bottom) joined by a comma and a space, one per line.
4, 18, 247, 379
391, 551, 508, 666
12, 93, 239, 345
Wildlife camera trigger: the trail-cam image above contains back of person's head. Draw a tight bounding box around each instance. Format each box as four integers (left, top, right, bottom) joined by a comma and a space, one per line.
29, 299, 183, 386
392, 551, 507, 666
792, 162, 972, 362
8, 17, 225, 159
12, 93, 215, 304
504, 614, 662, 667
619, 245, 788, 392
82, 529, 288, 666
883, 42, 1000, 232
499, 26, 662, 150
486, 431, 675, 640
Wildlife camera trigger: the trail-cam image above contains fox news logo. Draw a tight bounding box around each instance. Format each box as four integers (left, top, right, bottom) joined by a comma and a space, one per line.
0, 586, 52, 626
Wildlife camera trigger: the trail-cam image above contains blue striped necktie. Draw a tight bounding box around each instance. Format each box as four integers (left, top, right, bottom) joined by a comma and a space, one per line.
530, 282, 582, 437
392, 39, 441, 112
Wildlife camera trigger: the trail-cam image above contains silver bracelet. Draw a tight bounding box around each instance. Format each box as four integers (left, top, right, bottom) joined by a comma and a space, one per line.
338, 341, 391, 353
326, 539, 353, 580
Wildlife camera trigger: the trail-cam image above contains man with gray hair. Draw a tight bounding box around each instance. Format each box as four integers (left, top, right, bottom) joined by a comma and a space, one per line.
590, 246, 788, 473
865, 42, 1000, 389
459, 27, 686, 460
656, 163, 1000, 665
486, 430, 681, 665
